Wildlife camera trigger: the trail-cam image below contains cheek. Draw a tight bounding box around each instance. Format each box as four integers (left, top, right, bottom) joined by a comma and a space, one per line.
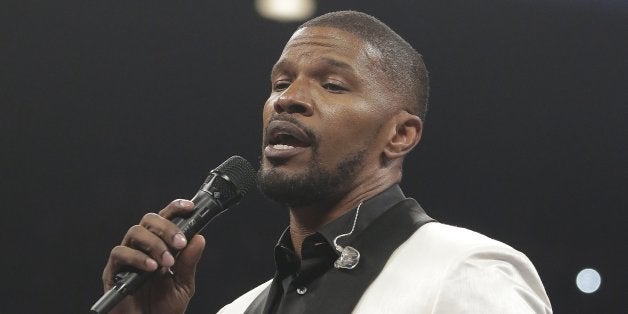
262, 98, 275, 122
322, 101, 380, 134
318, 106, 383, 153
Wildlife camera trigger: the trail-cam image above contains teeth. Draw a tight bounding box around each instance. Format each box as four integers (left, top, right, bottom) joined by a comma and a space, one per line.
272, 144, 294, 150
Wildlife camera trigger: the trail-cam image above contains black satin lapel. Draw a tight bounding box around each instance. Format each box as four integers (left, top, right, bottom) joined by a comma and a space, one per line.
305, 199, 434, 314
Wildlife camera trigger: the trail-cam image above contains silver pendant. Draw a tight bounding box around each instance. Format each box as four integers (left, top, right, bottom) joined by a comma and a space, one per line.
334, 245, 360, 269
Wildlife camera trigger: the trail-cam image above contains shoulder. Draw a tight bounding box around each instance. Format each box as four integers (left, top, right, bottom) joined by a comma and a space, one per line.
217, 279, 272, 314
389, 222, 523, 271
355, 222, 553, 313
410, 221, 510, 250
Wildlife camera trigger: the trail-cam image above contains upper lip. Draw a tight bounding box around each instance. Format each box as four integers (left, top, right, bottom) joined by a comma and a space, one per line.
266, 120, 312, 147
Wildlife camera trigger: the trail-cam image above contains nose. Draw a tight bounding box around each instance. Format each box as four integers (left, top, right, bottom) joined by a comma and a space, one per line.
272, 80, 314, 116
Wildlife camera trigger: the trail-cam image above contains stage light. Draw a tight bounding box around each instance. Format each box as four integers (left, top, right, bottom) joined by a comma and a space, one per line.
255, 0, 316, 22
576, 268, 601, 293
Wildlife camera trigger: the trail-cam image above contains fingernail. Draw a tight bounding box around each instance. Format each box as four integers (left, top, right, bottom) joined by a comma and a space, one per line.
145, 258, 158, 270
178, 199, 194, 208
162, 251, 175, 267
173, 233, 187, 249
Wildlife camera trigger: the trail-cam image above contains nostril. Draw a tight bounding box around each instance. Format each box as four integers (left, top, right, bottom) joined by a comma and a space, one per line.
273, 101, 285, 113
273, 101, 309, 115
286, 103, 307, 114
273, 88, 313, 115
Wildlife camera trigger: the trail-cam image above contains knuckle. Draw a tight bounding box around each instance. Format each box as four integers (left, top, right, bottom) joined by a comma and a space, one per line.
128, 224, 142, 233
146, 224, 165, 238
108, 246, 129, 267
109, 245, 120, 259
110, 245, 124, 256
140, 242, 156, 255
126, 224, 144, 239
142, 212, 159, 222
150, 212, 166, 223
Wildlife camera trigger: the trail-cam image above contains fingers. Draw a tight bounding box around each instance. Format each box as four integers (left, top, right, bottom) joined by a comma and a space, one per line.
103, 199, 197, 286
133, 198, 196, 249
122, 223, 177, 268
110, 244, 159, 272
159, 199, 196, 219
133, 213, 186, 251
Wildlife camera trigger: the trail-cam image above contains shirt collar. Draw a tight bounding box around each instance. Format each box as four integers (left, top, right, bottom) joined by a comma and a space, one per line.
318, 184, 406, 247
273, 184, 406, 275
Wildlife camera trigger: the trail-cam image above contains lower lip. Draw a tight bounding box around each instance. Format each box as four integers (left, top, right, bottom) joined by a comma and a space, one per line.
264, 145, 309, 160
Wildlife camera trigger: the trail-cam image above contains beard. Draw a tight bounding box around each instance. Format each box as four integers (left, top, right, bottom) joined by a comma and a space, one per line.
257, 148, 366, 208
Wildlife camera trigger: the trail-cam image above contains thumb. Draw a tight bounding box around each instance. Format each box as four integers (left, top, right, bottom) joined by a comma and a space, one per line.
173, 234, 206, 289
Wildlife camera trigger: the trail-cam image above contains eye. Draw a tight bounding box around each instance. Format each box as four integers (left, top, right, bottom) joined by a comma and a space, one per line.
322, 82, 347, 93
272, 80, 291, 92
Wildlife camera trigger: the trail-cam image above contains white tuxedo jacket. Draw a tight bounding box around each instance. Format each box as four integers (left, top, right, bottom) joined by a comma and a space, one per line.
218, 222, 552, 313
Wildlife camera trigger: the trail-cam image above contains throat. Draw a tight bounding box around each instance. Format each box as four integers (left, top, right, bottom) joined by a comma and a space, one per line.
288, 207, 330, 257
287, 202, 349, 257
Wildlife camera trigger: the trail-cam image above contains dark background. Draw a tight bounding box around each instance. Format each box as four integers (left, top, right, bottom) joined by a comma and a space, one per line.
2, 0, 626, 313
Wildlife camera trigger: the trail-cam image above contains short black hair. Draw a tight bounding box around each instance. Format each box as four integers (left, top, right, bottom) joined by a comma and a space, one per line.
298, 11, 429, 120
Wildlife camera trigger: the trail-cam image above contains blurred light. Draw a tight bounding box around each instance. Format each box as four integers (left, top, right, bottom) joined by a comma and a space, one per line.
576, 268, 601, 293
255, 0, 316, 22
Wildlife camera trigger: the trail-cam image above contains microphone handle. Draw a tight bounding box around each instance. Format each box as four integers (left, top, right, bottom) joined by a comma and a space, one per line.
90, 189, 224, 314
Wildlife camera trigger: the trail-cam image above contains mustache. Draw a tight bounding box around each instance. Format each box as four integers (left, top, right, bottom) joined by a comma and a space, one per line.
266, 113, 318, 145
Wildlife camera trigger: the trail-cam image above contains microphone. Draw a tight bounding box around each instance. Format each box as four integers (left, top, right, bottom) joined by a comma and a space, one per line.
90, 156, 256, 314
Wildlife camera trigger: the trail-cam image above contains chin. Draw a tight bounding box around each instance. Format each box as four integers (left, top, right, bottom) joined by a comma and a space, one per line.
257, 149, 367, 208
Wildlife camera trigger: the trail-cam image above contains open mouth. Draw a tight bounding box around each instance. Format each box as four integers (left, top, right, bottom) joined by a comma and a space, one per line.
267, 120, 312, 148
264, 120, 313, 159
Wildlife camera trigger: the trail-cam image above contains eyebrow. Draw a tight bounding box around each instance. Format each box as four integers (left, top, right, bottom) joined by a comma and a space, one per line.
270, 60, 290, 78
319, 57, 353, 71
271, 57, 356, 79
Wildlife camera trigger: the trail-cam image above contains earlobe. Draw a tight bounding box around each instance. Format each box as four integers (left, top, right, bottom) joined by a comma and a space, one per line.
383, 112, 423, 160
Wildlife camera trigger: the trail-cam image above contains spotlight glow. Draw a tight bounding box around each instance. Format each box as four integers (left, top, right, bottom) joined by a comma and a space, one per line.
576, 268, 601, 293
255, 0, 316, 22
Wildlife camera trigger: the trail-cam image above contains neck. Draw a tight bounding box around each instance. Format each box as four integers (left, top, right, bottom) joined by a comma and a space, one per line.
288, 172, 398, 257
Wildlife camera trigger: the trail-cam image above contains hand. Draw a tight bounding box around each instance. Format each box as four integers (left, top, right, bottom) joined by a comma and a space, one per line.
102, 199, 207, 314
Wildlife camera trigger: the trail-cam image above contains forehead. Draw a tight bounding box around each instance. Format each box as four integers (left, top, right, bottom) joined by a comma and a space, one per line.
274, 26, 382, 74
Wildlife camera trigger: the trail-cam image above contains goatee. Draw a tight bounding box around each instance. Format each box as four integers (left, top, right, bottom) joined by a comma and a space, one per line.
258, 150, 366, 208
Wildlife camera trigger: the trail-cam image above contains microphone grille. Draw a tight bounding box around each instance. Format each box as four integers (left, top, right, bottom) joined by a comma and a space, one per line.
212, 156, 256, 195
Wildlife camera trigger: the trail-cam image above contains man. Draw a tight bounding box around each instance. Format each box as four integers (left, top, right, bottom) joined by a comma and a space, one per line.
101, 11, 552, 313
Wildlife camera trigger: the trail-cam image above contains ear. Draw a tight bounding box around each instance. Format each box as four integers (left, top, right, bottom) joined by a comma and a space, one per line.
383, 112, 423, 160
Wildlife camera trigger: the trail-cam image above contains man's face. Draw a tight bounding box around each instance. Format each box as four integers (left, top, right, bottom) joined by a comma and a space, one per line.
258, 26, 393, 207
